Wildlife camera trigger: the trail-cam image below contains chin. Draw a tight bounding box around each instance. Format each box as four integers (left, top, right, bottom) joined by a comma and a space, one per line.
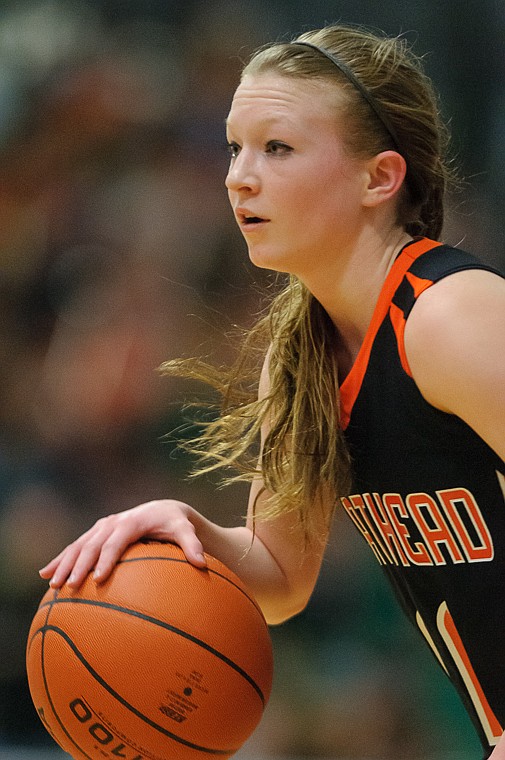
247, 247, 294, 274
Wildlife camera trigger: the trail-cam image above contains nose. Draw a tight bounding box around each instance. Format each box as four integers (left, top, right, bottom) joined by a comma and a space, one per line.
225, 150, 260, 194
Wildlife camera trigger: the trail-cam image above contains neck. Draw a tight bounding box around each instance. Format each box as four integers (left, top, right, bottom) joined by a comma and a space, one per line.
301, 228, 413, 365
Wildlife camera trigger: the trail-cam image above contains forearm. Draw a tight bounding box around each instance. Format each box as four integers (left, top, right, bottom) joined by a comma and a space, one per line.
188, 511, 299, 624
39, 498, 313, 626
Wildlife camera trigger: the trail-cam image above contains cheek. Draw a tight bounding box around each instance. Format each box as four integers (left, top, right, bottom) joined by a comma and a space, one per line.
281, 180, 327, 218
284, 179, 348, 227
297, 156, 357, 202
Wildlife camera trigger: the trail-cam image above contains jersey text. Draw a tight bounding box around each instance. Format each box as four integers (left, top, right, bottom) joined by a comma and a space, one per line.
341, 488, 494, 567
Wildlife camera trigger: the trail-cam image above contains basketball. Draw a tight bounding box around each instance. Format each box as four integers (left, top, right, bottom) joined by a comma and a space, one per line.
26, 541, 274, 760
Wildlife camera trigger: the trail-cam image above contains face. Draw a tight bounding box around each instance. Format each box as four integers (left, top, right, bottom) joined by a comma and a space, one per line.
225, 73, 371, 278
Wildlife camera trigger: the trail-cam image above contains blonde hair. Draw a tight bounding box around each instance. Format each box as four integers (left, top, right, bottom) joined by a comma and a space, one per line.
162, 24, 454, 537
244, 25, 453, 240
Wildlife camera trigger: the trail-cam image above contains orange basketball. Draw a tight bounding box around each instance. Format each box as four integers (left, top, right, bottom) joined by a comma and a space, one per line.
26, 541, 274, 760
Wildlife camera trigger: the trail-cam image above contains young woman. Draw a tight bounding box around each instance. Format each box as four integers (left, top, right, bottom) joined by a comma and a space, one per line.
40, 24, 505, 759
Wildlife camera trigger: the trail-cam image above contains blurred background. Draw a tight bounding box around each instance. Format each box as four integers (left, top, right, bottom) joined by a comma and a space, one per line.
0, 0, 503, 758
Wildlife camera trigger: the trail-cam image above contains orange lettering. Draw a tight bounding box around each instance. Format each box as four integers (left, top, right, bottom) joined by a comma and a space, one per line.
382, 493, 432, 566
437, 488, 494, 562
407, 493, 464, 565
362, 493, 407, 566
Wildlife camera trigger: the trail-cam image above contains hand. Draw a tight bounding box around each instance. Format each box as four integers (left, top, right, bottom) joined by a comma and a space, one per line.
38, 499, 207, 589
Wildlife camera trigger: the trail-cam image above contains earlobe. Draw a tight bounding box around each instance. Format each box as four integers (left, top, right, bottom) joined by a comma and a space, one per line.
363, 150, 407, 207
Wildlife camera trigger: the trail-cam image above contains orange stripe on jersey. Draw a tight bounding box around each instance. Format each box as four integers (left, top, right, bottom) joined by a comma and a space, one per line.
340, 238, 442, 429
438, 602, 503, 744
405, 270, 434, 299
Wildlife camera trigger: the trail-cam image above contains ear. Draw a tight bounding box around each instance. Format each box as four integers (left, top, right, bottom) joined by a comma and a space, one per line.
362, 150, 407, 207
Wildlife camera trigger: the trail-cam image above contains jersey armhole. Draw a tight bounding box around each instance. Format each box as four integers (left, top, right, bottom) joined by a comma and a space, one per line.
390, 260, 505, 381
389, 274, 435, 377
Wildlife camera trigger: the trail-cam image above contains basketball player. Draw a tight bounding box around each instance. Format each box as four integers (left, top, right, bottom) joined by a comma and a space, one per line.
40, 25, 505, 759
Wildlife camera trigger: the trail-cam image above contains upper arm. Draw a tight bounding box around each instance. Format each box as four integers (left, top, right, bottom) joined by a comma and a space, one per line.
244, 350, 332, 618
404, 268, 505, 461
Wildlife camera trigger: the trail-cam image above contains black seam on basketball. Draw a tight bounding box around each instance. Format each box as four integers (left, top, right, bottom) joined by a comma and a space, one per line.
40, 623, 236, 755
32, 627, 95, 760
39, 596, 266, 706
116, 554, 266, 622
26, 588, 58, 655
45, 588, 58, 621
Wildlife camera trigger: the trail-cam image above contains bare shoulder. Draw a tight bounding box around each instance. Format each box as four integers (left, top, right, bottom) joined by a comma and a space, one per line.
405, 268, 505, 363
410, 267, 504, 318
404, 267, 505, 459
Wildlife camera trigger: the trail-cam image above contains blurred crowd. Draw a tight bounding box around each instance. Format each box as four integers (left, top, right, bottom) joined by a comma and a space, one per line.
0, 0, 503, 757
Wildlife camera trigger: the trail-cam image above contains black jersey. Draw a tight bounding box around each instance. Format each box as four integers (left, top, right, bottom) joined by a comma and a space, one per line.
340, 237, 505, 757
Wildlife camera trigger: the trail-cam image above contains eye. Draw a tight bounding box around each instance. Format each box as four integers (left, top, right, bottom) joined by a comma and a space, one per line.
266, 141, 293, 156
226, 141, 240, 159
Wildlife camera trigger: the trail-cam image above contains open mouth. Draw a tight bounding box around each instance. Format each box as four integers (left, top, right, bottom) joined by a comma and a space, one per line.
239, 212, 269, 227
235, 207, 270, 231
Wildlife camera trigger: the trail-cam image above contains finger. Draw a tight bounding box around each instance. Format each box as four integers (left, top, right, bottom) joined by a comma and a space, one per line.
64, 535, 113, 588
46, 544, 85, 589
50, 521, 113, 588
92, 531, 141, 583
91, 507, 207, 579
89, 509, 163, 582
171, 522, 207, 568
39, 551, 66, 579
39, 521, 106, 585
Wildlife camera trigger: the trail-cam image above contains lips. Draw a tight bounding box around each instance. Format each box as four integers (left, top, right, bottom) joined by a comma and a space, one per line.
236, 208, 270, 227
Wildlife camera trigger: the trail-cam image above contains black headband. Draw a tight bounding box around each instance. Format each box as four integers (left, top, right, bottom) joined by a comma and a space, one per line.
291, 40, 402, 154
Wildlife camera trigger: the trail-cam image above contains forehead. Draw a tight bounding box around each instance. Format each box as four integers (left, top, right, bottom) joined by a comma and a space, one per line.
226, 73, 344, 129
